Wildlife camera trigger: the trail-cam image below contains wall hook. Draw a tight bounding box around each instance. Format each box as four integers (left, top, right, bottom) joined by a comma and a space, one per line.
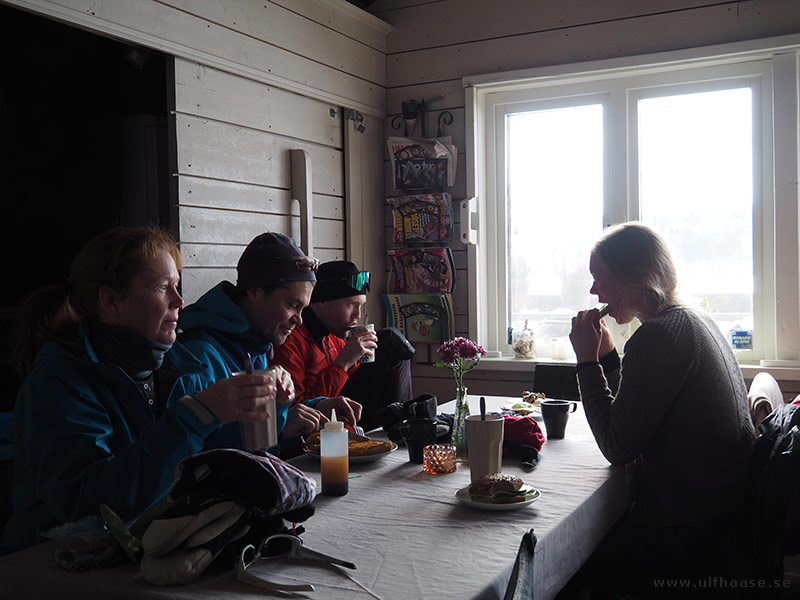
390, 96, 444, 138
437, 111, 453, 137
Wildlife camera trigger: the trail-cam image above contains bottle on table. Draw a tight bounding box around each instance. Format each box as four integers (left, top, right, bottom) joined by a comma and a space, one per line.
320, 408, 349, 496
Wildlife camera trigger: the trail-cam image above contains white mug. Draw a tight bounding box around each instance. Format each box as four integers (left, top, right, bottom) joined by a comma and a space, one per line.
465, 415, 505, 483
350, 324, 376, 363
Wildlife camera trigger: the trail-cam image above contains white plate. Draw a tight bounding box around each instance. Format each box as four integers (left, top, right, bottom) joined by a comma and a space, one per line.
500, 404, 542, 417
455, 484, 541, 511
305, 441, 398, 464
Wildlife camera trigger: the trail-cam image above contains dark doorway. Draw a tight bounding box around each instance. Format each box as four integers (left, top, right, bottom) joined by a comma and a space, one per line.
0, 4, 173, 410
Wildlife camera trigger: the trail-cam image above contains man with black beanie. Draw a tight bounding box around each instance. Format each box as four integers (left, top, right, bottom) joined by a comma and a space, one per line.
179, 233, 361, 451
273, 260, 415, 431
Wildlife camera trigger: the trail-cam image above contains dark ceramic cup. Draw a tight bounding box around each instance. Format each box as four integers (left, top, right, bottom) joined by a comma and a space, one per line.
540, 399, 577, 439
400, 418, 438, 463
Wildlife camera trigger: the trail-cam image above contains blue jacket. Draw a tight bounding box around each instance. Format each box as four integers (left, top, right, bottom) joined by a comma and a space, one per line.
2, 323, 221, 552
178, 282, 292, 444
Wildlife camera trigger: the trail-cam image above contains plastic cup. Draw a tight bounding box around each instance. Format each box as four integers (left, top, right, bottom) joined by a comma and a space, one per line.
350, 324, 376, 363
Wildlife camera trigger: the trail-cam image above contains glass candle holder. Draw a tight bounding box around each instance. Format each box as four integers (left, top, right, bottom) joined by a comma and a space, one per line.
422, 444, 457, 474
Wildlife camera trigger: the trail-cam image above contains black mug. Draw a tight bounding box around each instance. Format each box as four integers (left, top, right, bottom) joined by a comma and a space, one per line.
400, 418, 438, 463
540, 399, 577, 439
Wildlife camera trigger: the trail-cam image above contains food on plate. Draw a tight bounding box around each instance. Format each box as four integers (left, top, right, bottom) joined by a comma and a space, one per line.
304, 431, 393, 457
468, 473, 537, 504
521, 391, 545, 406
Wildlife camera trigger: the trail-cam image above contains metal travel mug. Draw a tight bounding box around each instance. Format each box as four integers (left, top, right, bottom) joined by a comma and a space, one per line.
238, 368, 279, 450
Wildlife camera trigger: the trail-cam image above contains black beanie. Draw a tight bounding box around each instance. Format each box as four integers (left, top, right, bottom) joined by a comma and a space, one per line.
236, 232, 317, 289
311, 261, 368, 303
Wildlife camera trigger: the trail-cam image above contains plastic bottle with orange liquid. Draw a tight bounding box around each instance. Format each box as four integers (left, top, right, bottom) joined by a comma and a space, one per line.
320, 409, 349, 496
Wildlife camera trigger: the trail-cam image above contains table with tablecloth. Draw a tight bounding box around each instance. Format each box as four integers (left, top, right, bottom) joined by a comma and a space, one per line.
0, 395, 630, 600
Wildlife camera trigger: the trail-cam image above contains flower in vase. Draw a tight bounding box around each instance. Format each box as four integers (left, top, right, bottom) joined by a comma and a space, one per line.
435, 337, 487, 391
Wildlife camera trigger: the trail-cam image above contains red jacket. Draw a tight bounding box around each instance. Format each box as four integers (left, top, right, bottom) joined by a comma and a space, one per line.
272, 311, 359, 405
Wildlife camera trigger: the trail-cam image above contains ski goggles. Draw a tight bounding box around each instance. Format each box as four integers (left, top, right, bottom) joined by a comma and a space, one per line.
341, 270, 370, 293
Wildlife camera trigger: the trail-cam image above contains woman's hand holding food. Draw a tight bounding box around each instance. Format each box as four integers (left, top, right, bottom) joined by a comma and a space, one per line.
570, 306, 613, 363
598, 318, 616, 360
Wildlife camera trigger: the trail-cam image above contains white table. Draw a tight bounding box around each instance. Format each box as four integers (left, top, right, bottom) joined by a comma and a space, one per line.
0, 395, 630, 599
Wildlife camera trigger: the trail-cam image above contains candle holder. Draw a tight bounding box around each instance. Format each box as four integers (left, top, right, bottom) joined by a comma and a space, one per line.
422, 444, 457, 474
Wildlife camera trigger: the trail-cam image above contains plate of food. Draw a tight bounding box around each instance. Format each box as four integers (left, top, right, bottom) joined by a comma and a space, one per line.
303, 431, 398, 463
455, 474, 541, 511
502, 391, 545, 415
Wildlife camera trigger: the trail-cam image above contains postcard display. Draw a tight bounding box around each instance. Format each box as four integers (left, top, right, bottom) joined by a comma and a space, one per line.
384, 136, 457, 344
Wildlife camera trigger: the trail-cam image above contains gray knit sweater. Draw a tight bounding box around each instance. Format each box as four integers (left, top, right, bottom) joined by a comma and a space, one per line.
577, 305, 754, 528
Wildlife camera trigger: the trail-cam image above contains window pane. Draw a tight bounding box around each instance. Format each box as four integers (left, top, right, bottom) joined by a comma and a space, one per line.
507, 104, 603, 357
638, 88, 754, 347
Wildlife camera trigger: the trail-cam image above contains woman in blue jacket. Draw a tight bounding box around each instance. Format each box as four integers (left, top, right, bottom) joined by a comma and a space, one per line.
2, 227, 273, 552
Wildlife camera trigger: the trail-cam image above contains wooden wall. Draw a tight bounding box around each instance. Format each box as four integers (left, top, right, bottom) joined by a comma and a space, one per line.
369, 0, 800, 401
2, 0, 391, 319
173, 59, 347, 302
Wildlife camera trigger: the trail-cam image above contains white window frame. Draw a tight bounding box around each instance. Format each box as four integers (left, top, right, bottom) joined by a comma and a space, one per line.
463, 35, 800, 369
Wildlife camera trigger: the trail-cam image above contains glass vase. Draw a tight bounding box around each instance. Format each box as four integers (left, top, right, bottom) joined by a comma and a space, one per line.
450, 387, 470, 462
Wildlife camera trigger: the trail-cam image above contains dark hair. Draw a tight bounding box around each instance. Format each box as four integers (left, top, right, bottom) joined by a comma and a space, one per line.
593, 222, 678, 312
11, 227, 182, 375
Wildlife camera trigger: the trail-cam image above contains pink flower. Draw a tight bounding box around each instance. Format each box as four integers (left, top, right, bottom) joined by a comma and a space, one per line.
435, 337, 487, 389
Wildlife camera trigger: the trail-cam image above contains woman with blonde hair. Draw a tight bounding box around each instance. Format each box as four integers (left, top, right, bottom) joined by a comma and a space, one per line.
2, 227, 274, 552
564, 222, 754, 596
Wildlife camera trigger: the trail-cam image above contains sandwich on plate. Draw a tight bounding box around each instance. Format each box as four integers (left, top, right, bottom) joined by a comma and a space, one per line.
468, 473, 537, 504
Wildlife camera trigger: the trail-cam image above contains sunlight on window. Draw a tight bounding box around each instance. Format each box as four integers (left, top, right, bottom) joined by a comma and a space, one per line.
507, 104, 603, 352
638, 87, 754, 340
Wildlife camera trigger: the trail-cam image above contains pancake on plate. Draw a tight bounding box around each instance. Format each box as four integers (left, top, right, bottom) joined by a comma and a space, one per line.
304, 431, 393, 457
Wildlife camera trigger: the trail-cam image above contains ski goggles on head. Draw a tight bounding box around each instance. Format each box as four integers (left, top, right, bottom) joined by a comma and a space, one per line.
291, 256, 320, 272
258, 255, 319, 272
254, 256, 319, 286
342, 270, 370, 293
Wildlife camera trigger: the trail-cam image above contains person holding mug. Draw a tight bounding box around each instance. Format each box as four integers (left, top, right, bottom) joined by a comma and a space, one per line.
2, 227, 275, 553
178, 233, 361, 448
563, 222, 754, 596
272, 260, 415, 431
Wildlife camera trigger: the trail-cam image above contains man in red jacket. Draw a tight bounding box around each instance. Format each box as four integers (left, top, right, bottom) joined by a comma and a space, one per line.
273, 261, 415, 430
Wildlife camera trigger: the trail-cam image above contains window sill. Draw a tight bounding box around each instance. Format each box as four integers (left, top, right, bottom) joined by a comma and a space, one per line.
740, 363, 800, 382
466, 357, 800, 381
471, 356, 574, 372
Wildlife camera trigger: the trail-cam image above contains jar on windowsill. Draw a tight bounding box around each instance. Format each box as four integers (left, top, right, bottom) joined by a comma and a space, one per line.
513, 320, 535, 359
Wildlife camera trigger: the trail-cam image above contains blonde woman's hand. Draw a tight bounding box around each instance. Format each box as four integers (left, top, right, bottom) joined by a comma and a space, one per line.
570, 309, 604, 364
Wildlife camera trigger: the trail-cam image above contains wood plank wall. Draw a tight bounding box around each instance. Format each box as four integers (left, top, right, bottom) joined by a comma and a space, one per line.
369, 0, 800, 401
174, 60, 348, 302
3, 0, 391, 311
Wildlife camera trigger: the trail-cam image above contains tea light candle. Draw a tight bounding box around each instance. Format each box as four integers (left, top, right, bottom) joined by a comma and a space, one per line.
422, 444, 457, 474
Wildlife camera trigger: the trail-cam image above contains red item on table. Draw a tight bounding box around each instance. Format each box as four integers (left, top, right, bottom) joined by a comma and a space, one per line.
501, 414, 545, 453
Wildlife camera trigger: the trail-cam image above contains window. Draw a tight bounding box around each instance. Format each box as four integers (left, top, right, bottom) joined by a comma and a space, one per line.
465, 39, 800, 365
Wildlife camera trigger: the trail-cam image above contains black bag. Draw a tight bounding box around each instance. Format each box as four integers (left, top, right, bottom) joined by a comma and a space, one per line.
139, 449, 316, 585
377, 393, 449, 443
